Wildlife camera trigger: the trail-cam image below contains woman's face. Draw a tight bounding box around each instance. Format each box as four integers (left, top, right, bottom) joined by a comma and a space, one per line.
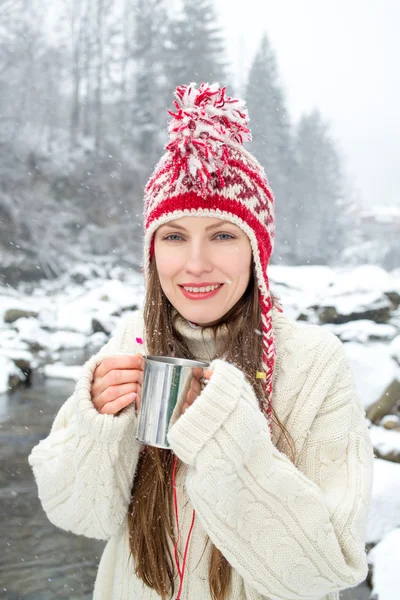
153, 216, 252, 326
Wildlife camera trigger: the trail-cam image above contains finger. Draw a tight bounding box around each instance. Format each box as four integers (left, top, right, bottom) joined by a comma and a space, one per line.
92, 368, 141, 397
95, 354, 143, 379
192, 367, 204, 380
186, 387, 198, 406
94, 382, 138, 411
190, 377, 201, 395
182, 402, 189, 414
99, 392, 137, 415
204, 370, 212, 380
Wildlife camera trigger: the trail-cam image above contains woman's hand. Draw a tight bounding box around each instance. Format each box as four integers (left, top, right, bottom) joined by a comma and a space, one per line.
181, 367, 212, 415
91, 354, 144, 415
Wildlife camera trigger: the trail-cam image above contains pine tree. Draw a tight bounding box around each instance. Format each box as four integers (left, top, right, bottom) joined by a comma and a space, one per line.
245, 34, 297, 264
165, 0, 228, 92
131, 0, 170, 177
292, 110, 346, 264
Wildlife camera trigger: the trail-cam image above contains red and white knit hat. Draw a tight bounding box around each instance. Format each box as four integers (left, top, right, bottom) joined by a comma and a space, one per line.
143, 83, 276, 420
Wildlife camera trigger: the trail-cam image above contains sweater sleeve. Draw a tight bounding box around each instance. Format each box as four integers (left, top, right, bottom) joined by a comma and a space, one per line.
167, 337, 374, 600
28, 313, 143, 541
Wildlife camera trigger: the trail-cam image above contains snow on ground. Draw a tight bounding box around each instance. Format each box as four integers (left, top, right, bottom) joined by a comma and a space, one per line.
327, 264, 400, 297
366, 459, 400, 544
368, 527, 400, 600
43, 363, 82, 380
369, 425, 400, 459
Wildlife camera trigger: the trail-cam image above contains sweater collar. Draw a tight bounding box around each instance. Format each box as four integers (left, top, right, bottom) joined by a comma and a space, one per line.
172, 312, 230, 362
172, 307, 287, 361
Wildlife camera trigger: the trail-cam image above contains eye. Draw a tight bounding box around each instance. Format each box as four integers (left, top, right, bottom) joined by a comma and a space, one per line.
214, 233, 235, 241
162, 233, 184, 242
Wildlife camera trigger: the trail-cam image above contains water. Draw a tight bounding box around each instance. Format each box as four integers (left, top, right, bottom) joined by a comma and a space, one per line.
0, 375, 105, 600
0, 374, 371, 600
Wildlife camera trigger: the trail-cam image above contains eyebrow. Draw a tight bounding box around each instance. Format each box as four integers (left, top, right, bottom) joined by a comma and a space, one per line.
160, 220, 233, 232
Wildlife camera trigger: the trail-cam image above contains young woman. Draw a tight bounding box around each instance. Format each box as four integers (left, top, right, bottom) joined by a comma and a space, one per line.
29, 83, 374, 600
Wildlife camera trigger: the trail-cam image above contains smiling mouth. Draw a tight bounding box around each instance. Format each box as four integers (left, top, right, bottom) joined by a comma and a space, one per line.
179, 284, 223, 293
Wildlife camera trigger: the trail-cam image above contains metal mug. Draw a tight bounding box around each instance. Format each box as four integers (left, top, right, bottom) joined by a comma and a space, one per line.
135, 355, 210, 449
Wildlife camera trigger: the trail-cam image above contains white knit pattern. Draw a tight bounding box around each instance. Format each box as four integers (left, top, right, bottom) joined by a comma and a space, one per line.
28, 309, 374, 600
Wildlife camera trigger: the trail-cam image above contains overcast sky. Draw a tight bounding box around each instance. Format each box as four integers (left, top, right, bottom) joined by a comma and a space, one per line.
216, 0, 399, 209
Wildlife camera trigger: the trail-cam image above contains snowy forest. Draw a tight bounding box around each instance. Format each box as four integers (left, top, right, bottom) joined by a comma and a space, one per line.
2, 0, 394, 286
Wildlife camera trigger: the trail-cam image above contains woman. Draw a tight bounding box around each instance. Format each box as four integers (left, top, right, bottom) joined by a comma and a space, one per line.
29, 83, 374, 600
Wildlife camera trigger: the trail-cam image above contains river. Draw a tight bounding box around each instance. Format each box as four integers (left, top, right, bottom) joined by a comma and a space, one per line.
0, 372, 372, 600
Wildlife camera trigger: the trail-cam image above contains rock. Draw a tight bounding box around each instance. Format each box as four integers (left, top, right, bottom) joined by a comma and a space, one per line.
385, 290, 400, 309
316, 306, 339, 324
317, 301, 393, 325
12, 358, 32, 386
314, 291, 395, 325
296, 313, 309, 322
92, 317, 111, 335
4, 308, 39, 324
366, 379, 400, 424
380, 415, 400, 431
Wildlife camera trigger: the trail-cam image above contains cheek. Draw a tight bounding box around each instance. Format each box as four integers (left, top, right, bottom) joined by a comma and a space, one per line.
154, 246, 182, 285
225, 245, 252, 283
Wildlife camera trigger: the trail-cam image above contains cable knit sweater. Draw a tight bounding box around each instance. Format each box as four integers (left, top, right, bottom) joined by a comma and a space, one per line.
28, 308, 374, 600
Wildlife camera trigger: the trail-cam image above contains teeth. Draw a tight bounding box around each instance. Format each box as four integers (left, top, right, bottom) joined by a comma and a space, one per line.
183, 284, 221, 293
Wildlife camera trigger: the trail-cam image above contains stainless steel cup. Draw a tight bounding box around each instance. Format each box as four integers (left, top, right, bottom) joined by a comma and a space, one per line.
136, 355, 209, 449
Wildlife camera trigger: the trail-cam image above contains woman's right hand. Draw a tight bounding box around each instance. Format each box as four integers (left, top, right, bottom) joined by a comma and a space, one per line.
91, 354, 144, 415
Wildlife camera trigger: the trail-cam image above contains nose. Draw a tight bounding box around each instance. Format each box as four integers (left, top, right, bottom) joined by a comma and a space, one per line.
184, 241, 213, 277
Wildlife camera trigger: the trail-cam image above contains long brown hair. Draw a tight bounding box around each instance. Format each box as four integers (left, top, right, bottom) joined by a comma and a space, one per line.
128, 260, 296, 600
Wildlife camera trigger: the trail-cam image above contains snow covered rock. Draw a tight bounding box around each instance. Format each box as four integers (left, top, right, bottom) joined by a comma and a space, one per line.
4, 308, 39, 323
0, 355, 25, 393
380, 415, 400, 431
317, 292, 393, 325
12, 317, 53, 351
324, 320, 398, 343
369, 424, 400, 463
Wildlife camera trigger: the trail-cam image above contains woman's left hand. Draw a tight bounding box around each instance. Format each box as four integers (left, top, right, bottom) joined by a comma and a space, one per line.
181, 368, 212, 414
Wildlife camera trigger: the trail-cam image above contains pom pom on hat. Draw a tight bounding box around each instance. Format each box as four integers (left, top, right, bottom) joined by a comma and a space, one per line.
164, 83, 252, 192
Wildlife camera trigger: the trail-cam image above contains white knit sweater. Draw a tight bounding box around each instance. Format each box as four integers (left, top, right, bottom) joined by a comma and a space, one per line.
28, 308, 374, 600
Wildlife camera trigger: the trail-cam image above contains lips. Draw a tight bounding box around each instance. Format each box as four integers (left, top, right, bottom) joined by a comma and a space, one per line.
179, 283, 224, 300
180, 284, 222, 293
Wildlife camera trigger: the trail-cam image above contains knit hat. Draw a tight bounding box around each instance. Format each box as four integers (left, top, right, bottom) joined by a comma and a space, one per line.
143, 83, 276, 421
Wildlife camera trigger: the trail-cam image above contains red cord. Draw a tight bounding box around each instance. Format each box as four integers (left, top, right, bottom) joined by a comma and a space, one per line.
172, 455, 196, 599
